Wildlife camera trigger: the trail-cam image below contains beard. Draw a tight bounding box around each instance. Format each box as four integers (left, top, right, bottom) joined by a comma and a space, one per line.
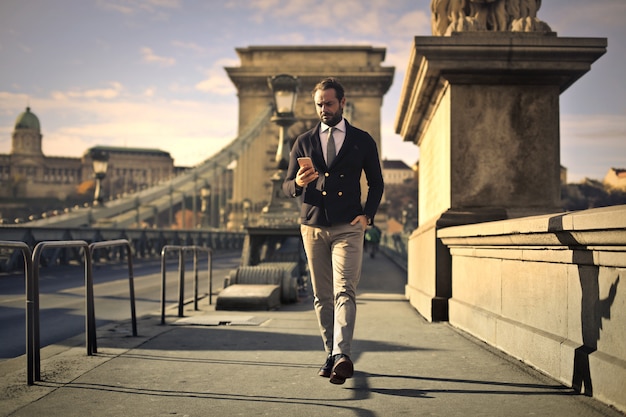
321, 109, 343, 127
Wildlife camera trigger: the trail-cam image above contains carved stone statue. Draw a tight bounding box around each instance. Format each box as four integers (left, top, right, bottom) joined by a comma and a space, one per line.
431, 0, 552, 36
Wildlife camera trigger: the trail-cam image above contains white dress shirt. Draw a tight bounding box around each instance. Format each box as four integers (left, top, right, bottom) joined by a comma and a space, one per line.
320, 118, 346, 164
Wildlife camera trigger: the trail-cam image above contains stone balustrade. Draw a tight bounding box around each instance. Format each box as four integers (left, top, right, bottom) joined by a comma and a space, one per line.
438, 204, 626, 412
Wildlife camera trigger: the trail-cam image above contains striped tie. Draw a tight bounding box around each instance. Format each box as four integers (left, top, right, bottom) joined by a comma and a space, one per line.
327, 127, 336, 166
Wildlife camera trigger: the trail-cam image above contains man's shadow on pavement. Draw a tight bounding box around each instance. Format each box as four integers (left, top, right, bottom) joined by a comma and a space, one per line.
347, 372, 573, 399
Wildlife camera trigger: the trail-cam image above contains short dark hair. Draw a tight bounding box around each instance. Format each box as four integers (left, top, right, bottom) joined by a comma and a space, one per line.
312, 77, 345, 101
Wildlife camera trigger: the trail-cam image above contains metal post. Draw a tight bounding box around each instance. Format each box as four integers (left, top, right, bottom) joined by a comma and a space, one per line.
169, 186, 174, 228
208, 249, 213, 305
181, 193, 187, 229
193, 248, 199, 310
192, 175, 198, 228
126, 246, 137, 336
89, 239, 137, 337
177, 249, 185, 317
32, 240, 92, 382
85, 249, 96, 354
160, 247, 168, 325
0, 242, 34, 385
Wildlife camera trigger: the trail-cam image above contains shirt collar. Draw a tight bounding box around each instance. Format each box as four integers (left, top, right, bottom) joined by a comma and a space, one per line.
321, 118, 346, 133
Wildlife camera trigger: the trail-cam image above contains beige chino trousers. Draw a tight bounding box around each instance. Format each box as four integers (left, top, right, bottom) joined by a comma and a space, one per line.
301, 222, 365, 357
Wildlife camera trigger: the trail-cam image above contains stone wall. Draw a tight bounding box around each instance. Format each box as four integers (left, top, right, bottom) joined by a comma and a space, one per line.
438, 205, 626, 412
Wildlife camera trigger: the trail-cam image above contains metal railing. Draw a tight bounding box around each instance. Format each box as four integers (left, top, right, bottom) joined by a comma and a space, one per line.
1, 238, 138, 385
0, 226, 244, 273
31, 240, 94, 384
160, 245, 213, 325
0, 241, 34, 384
89, 239, 138, 341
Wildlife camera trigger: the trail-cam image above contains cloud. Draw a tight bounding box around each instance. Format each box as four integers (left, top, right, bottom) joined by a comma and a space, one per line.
143, 86, 157, 97
195, 75, 236, 96
50, 82, 124, 101
0, 89, 238, 167
560, 113, 626, 180
393, 9, 431, 38
18, 43, 32, 54
171, 40, 205, 54
543, 1, 626, 35
561, 113, 626, 144
0, 92, 29, 114
140, 47, 176, 66
97, 0, 182, 15
96, 0, 135, 15
195, 58, 239, 96
246, 0, 290, 15
166, 82, 192, 94
270, 32, 307, 44
148, 0, 182, 8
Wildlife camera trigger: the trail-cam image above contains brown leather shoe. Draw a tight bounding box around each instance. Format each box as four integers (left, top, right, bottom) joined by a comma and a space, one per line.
318, 355, 334, 377
329, 354, 354, 385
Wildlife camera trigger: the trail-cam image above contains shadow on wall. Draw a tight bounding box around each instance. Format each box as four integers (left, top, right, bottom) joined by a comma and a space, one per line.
548, 215, 621, 396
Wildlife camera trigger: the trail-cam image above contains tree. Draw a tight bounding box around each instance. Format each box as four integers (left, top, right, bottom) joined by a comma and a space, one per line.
384, 177, 418, 223
562, 179, 626, 211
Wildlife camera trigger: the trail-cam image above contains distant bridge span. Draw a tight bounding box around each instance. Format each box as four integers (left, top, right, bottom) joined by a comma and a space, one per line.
23, 105, 273, 229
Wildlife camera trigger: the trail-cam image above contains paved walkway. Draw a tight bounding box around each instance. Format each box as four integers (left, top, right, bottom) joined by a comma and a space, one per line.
1, 252, 623, 416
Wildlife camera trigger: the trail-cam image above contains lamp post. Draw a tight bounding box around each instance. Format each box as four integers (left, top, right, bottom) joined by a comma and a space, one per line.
344, 101, 354, 123
402, 203, 416, 233
90, 149, 109, 206
268, 74, 299, 169
257, 73, 301, 227
242, 198, 251, 228
219, 207, 226, 229
201, 184, 211, 228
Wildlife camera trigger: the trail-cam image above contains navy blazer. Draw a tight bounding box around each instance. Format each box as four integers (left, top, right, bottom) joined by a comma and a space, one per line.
282, 120, 384, 227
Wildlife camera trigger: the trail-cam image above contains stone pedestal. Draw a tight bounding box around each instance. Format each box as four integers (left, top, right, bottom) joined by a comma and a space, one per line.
395, 33, 606, 321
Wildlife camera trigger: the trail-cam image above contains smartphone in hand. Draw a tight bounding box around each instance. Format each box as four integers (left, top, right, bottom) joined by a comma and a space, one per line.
297, 157, 313, 168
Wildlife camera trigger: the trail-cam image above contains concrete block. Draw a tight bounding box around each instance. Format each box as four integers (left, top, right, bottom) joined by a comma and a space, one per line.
588, 350, 626, 413
501, 259, 568, 337
451, 256, 501, 315
449, 299, 497, 345
496, 317, 563, 378
215, 284, 281, 311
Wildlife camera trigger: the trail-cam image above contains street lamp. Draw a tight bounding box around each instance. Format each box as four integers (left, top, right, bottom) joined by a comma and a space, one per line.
344, 101, 354, 122
201, 184, 211, 227
257, 74, 301, 227
242, 198, 251, 228
219, 207, 226, 229
268, 74, 299, 169
90, 149, 109, 206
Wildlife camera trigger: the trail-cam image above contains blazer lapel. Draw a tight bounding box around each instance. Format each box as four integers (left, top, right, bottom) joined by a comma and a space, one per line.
332, 122, 355, 166
311, 124, 326, 168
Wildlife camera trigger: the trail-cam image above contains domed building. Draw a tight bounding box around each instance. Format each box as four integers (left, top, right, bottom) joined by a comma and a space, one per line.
0, 107, 176, 206
12, 107, 42, 160
0, 107, 84, 200
13, 106, 41, 143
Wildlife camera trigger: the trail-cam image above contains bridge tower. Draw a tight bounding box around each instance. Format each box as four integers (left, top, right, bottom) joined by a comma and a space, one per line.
225, 46, 394, 228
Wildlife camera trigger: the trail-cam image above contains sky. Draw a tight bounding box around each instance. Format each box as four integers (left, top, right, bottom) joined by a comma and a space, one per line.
0, 0, 624, 182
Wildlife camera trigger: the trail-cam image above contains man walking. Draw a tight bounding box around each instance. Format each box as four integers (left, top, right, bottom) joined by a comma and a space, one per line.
283, 77, 384, 384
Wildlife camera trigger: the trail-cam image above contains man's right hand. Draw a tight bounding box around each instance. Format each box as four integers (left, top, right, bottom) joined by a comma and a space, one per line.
296, 165, 319, 187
